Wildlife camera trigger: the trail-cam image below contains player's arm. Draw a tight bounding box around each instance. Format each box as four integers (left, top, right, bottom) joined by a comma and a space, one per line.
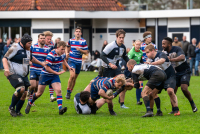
3, 46, 18, 77
132, 73, 140, 89
63, 58, 74, 72
76, 47, 89, 55
31, 56, 45, 67
151, 58, 165, 65
98, 89, 113, 100
122, 47, 129, 62
45, 65, 65, 75
170, 47, 185, 62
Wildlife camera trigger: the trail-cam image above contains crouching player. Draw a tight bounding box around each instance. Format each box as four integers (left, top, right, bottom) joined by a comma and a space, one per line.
86, 75, 126, 115
127, 59, 167, 117
3, 34, 45, 117
25, 41, 74, 115
74, 91, 108, 114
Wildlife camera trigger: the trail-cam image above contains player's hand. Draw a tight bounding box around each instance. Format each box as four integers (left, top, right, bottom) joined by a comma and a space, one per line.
57, 70, 66, 75
109, 63, 117, 70
167, 56, 170, 60
29, 61, 32, 66
107, 95, 114, 100
146, 62, 151, 64
4, 70, 10, 77
75, 47, 81, 51
66, 53, 70, 59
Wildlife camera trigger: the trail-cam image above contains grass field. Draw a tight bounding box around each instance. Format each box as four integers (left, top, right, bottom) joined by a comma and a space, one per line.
0, 70, 200, 134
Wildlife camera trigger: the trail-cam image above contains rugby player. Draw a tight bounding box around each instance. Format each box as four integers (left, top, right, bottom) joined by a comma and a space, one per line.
127, 59, 167, 117
145, 44, 180, 116
162, 37, 197, 113
25, 41, 74, 115
3, 34, 45, 117
66, 27, 89, 99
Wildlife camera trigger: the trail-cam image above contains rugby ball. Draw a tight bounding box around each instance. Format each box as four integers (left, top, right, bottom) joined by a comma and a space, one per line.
106, 89, 113, 96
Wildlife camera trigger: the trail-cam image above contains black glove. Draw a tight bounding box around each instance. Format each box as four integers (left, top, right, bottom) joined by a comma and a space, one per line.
134, 82, 140, 89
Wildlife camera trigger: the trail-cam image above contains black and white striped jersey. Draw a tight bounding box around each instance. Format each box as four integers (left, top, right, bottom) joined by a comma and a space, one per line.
102, 41, 127, 68
4, 43, 32, 77
74, 93, 91, 114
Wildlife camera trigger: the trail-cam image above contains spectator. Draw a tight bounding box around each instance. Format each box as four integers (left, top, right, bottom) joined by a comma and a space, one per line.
0, 38, 5, 69
82, 52, 91, 71
94, 50, 100, 60
195, 42, 200, 76
54, 37, 61, 49
181, 36, 190, 57
172, 37, 182, 48
12, 38, 18, 46
188, 38, 197, 75
101, 40, 108, 52
3, 39, 11, 55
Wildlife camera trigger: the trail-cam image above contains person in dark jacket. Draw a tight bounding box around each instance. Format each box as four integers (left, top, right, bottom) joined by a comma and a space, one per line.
181, 36, 190, 57
195, 42, 200, 76
0, 38, 5, 69
188, 38, 197, 75
3, 39, 11, 56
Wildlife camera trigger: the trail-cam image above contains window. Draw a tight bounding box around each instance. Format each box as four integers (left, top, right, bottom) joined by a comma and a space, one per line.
22, 27, 31, 36
11, 27, 20, 40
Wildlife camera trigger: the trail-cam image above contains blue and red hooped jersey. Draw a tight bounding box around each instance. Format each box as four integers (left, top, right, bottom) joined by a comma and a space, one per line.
140, 42, 157, 62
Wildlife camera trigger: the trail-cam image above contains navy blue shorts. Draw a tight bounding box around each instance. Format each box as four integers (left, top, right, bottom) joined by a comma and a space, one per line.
30, 70, 41, 81
39, 74, 61, 86
176, 72, 190, 87
164, 75, 176, 90
68, 60, 82, 74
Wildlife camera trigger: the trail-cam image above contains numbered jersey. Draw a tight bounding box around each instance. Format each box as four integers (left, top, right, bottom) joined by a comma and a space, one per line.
4, 43, 32, 77
132, 64, 161, 81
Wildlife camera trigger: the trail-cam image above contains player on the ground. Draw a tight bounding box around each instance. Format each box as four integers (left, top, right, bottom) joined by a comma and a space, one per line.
100, 29, 129, 108
86, 75, 126, 115
162, 37, 198, 113
74, 91, 110, 115
43, 31, 57, 101
127, 59, 167, 117
65, 27, 89, 99
25, 41, 74, 115
145, 44, 180, 116
27, 33, 55, 105
3, 34, 45, 117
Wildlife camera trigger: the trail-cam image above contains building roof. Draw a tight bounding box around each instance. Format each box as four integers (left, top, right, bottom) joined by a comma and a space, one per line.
0, 0, 125, 11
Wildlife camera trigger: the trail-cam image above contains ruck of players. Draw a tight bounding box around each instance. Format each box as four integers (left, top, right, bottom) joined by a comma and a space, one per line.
3, 28, 197, 117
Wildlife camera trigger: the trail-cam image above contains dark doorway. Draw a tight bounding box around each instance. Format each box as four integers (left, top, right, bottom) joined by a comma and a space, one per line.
158, 26, 167, 50
69, 19, 92, 54
191, 25, 200, 44
146, 26, 155, 44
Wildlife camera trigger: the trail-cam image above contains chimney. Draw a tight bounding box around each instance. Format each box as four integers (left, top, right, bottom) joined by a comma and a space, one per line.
31, 0, 37, 10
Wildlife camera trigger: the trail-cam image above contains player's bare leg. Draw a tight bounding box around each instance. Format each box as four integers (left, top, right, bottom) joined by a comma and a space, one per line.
66, 69, 76, 99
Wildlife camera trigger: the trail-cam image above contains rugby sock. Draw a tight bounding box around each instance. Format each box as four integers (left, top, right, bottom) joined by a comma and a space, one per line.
140, 88, 143, 97
49, 87, 54, 97
173, 107, 179, 112
151, 108, 153, 112
30, 93, 38, 105
136, 88, 141, 102
10, 94, 20, 108
120, 102, 124, 106
67, 88, 72, 94
15, 100, 25, 113
143, 96, 151, 112
154, 97, 161, 112
57, 95, 63, 110
28, 90, 34, 102
189, 100, 194, 106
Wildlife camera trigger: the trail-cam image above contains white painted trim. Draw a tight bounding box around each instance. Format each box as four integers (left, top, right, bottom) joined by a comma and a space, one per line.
0, 9, 200, 19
